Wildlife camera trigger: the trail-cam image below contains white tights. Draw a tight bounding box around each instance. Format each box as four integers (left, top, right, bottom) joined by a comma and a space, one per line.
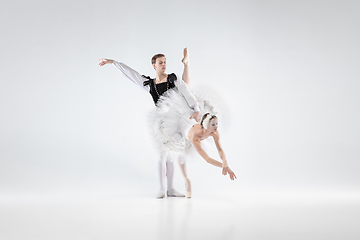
158, 156, 189, 192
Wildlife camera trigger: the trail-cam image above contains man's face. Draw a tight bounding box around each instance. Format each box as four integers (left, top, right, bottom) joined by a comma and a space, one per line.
153, 57, 166, 72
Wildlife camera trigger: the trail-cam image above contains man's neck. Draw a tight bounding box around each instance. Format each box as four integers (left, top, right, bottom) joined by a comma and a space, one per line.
155, 72, 167, 83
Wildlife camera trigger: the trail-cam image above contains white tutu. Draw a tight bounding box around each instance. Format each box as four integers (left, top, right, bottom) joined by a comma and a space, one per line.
148, 87, 218, 163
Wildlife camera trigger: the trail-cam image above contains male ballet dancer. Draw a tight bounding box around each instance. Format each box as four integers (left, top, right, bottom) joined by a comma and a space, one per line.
98, 50, 199, 198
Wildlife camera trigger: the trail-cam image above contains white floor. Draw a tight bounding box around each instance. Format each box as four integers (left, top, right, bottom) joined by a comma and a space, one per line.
1, 190, 359, 240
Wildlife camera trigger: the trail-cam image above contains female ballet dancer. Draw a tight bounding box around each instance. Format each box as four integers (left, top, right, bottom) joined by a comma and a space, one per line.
189, 114, 237, 180
150, 50, 236, 198
98, 49, 200, 198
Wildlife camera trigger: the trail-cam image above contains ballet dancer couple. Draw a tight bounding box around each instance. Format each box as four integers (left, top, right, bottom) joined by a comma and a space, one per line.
98, 48, 236, 198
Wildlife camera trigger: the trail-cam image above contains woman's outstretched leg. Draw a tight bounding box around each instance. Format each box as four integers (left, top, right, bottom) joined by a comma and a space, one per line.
177, 157, 192, 198
182, 48, 191, 86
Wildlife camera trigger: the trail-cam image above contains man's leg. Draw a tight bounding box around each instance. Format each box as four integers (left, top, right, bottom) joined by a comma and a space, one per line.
166, 159, 185, 197
157, 157, 166, 198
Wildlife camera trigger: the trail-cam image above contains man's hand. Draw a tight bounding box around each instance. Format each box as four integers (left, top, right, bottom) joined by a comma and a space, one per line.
189, 111, 200, 122
98, 58, 114, 66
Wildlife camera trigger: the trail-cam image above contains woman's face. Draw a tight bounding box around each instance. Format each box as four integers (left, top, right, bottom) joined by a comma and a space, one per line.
153, 57, 167, 73
208, 118, 218, 131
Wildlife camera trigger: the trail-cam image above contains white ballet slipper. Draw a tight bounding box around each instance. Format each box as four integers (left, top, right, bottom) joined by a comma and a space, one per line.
167, 189, 185, 197
156, 190, 166, 199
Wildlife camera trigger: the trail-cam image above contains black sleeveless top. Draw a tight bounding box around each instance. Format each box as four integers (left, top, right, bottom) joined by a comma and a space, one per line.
142, 73, 177, 104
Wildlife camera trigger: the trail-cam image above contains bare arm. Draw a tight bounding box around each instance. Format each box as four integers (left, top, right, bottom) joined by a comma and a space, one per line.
191, 137, 236, 180
213, 131, 237, 180
191, 137, 222, 168
213, 131, 227, 166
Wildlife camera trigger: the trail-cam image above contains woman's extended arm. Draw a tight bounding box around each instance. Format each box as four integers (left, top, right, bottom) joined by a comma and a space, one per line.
212, 131, 227, 166
213, 131, 237, 180
191, 137, 236, 180
191, 138, 222, 167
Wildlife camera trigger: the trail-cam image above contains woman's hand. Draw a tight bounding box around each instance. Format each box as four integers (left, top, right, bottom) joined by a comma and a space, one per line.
227, 168, 237, 180
98, 58, 114, 66
222, 162, 229, 175
222, 162, 236, 180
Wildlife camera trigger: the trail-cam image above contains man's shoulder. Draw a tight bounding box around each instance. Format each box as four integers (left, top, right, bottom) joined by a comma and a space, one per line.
168, 73, 177, 82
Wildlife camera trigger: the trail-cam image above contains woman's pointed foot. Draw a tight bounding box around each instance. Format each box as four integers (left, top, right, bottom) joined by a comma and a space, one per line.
185, 177, 192, 198
182, 48, 189, 66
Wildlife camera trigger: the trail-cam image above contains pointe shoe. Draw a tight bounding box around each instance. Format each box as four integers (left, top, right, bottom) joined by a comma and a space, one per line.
156, 190, 165, 199
167, 189, 185, 197
185, 177, 192, 198
181, 48, 189, 66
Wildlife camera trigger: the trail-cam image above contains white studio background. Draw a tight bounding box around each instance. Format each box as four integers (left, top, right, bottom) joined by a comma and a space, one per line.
0, 0, 359, 201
